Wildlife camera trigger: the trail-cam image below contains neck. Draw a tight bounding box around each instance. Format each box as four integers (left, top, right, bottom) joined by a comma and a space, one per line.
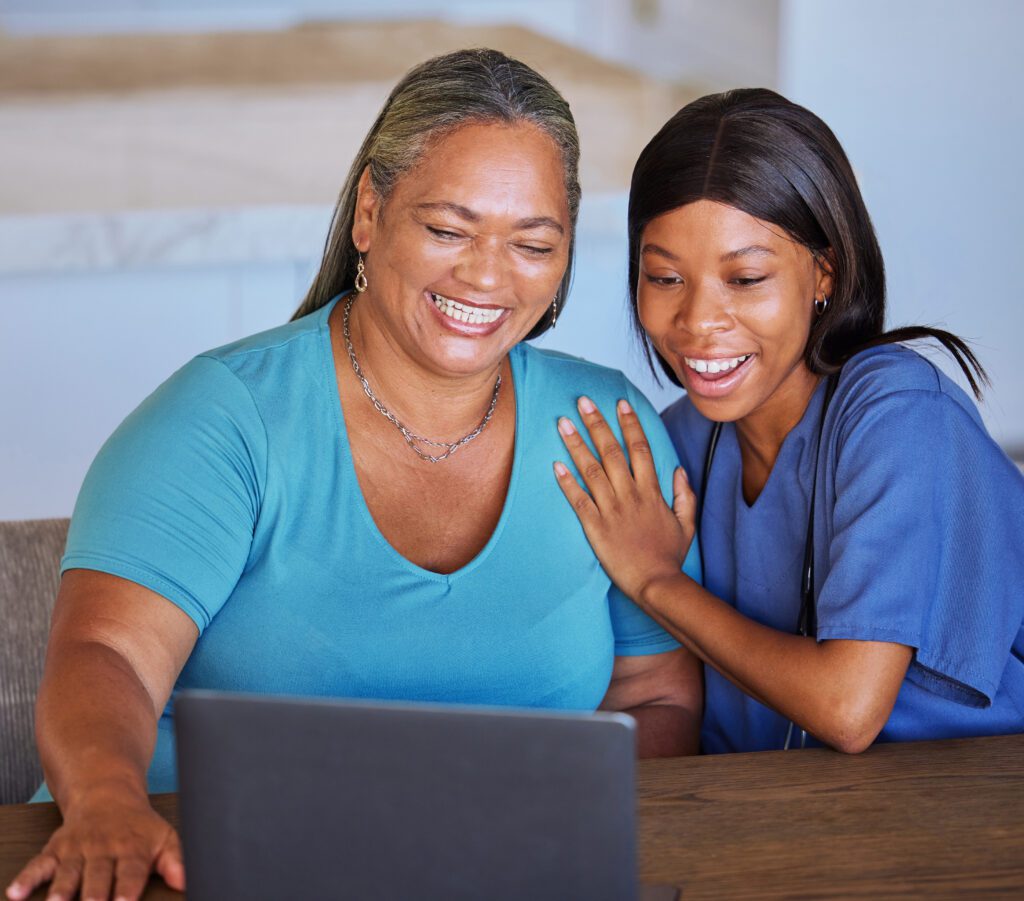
335, 295, 506, 441
734, 364, 822, 476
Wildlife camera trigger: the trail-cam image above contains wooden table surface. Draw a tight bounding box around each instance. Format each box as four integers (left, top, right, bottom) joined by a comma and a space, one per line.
2, 733, 1021, 899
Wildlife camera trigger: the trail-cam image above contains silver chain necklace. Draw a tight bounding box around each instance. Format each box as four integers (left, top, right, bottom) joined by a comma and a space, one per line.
342, 294, 502, 463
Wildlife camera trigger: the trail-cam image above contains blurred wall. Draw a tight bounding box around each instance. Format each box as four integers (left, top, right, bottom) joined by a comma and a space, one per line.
0, 0, 779, 89
2, 1, 1021, 521
781, 0, 1024, 452
0, 197, 657, 521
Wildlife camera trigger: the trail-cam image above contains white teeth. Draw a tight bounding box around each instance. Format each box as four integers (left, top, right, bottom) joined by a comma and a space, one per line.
431, 293, 504, 325
684, 354, 751, 374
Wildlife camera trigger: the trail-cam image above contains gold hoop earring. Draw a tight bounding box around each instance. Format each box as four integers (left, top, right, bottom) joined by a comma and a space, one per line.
354, 253, 368, 294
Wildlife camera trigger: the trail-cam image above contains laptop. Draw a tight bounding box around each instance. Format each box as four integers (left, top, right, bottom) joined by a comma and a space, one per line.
175, 691, 680, 900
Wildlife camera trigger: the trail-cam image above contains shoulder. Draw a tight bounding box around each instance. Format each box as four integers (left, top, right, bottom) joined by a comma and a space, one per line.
516, 343, 679, 466
199, 302, 330, 389
836, 344, 981, 421
827, 345, 1022, 490
516, 343, 649, 415
146, 302, 332, 433
516, 343, 631, 395
125, 305, 333, 447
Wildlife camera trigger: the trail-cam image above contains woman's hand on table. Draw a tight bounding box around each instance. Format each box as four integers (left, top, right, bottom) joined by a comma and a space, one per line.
6, 786, 184, 901
553, 396, 696, 601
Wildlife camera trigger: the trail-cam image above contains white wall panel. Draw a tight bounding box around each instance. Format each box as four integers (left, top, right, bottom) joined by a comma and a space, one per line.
781, 0, 1024, 450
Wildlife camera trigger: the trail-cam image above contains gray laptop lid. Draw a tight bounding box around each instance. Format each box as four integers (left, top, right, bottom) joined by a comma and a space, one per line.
175, 691, 642, 901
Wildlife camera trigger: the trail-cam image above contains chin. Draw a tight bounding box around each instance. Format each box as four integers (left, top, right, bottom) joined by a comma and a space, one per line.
685, 394, 745, 423
426, 340, 509, 379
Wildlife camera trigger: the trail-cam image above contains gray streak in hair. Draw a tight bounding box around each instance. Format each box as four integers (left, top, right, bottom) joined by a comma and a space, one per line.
292, 48, 581, 339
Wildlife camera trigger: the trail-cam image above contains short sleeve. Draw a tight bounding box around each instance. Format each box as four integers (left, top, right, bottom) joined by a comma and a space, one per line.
815, 389, 1024, 706
609, 380, 701, 656
61, 355, 267, 632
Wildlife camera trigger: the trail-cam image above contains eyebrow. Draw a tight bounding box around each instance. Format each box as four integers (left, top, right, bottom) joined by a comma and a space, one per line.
415, 202, 564, 235
719, 244, 777, 262
640, 243, 779, 263
640, 242, 680, 261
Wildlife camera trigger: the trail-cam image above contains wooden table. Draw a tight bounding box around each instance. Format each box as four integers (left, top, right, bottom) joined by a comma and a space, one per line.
2, 734, 1021, 899
637, 733, 1023, 898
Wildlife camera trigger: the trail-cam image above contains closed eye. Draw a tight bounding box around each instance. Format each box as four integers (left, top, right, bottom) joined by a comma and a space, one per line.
426, 226, 464, 241
730, 276, 767, 286
516, 243, 553, 256
644, 274, 683, 287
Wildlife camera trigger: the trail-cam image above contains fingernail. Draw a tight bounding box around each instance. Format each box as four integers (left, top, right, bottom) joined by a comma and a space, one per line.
578, 396, 596, 414
553, 461, 569, 477
617, 398, 633, 415
557, 417, 576, 436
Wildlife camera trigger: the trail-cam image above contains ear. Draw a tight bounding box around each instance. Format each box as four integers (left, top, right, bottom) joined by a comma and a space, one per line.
814, 247, 835, 300
351, 166, 380, 252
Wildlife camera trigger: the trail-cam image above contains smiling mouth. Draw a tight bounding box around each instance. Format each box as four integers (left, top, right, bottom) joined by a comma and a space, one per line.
684, 353, 752, 380
430, 292, 505, 325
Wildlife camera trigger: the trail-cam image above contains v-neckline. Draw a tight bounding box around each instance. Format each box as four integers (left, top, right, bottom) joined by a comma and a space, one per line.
317, 297, 525, 585
728, 378, 828, 513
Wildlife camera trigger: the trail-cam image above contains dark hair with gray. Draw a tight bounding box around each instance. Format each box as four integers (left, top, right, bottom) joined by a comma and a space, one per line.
292, 48, 580, 339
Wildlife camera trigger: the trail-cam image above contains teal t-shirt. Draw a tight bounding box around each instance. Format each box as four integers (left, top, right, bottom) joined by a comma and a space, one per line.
55, 298, 699, 793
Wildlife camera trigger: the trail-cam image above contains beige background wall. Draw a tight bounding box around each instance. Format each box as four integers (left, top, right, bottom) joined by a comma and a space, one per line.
2, 0, 1021, 520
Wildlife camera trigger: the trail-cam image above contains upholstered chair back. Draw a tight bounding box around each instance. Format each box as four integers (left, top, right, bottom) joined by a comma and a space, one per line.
0, 518, 68, 804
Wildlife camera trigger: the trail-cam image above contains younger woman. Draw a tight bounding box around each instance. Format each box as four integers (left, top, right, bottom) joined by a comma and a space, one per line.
554, 88, 1024, 753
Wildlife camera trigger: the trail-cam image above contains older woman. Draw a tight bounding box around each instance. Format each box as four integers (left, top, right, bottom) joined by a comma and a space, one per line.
8, 50, 701, 901
554, 88, 1024, 756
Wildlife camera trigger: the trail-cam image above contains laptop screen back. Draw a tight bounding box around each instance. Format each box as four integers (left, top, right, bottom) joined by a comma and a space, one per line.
175, 691, 638, 901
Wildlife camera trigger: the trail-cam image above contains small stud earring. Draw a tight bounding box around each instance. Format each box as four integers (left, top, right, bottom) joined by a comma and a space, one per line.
354, 253, 368, 294
814, 295, 829, 316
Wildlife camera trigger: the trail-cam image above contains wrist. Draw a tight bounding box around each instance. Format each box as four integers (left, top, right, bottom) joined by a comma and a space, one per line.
637, 570, 691, 615
61, 769, 150, 815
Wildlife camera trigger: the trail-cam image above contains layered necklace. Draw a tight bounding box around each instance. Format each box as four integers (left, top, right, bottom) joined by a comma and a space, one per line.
342, 294, 502, 463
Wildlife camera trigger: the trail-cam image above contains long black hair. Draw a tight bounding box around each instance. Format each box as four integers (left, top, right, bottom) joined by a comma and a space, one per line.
628, 88, 987, 397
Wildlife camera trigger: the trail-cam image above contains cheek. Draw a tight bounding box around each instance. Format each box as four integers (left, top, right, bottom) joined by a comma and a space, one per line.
744, 294, 813, 356
637, 294, 672, 344
513, 255, 568, 302
780, 303, 815, 357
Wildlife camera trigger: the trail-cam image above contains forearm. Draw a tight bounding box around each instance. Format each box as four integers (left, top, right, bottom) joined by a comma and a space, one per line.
603, 648, 703, 758
638, 574, 907, 752
627, 703, 701, 757
36, 639, 160, 811
641, 575, 813, 710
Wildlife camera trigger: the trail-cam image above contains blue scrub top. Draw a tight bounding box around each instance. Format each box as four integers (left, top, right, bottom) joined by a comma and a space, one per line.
663, 345, 1024, 753
45, 297, 694, 797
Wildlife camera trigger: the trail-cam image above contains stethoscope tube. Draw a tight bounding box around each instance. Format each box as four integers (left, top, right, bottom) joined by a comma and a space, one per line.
696, 373, 839, 750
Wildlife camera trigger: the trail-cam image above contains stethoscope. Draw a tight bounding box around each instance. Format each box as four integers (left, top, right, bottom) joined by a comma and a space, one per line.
696, 373, 839, 750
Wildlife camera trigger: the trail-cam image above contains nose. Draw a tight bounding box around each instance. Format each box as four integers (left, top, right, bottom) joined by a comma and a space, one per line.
675, 282, 731, 336
453, 237, 505, 294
